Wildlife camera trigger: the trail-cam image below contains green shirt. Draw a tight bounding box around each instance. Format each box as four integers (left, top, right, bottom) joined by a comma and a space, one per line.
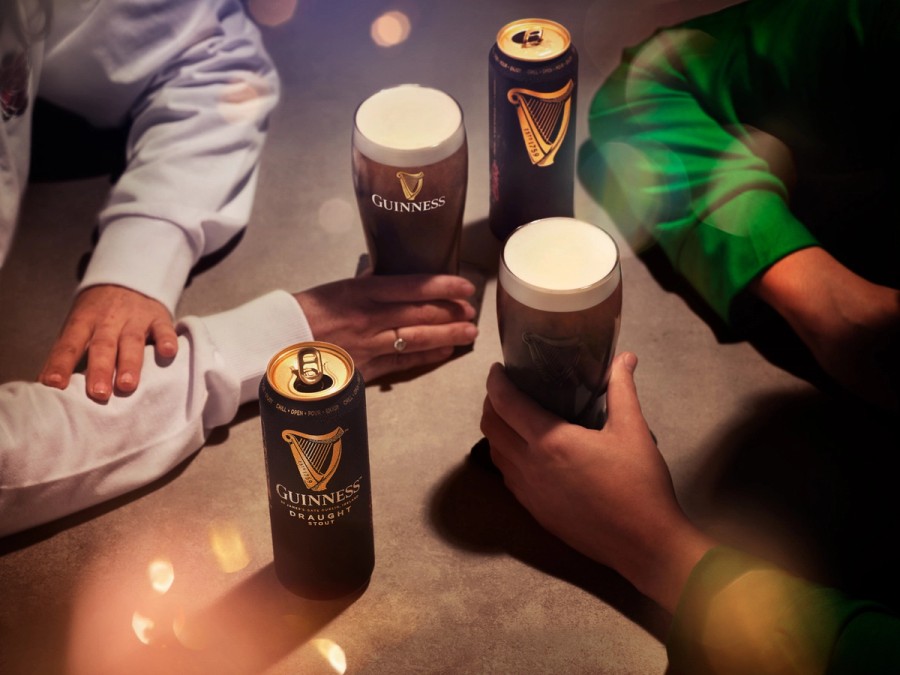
588, 0, 898, 322
670, 546, 900, 674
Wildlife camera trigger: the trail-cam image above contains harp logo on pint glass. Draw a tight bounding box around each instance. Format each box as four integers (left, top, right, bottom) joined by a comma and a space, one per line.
353, 83, 467, 275
396, 170, 425, 200
522, 332, 581, 386
498, 217, 622, 429
281, 427, 345, 492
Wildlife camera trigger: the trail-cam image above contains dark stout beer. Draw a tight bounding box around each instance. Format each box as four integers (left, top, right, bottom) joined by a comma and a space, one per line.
353, 84, 467, 275
489, 18, 578, 241
497, 218, 621, 428
259, 342, 374, 599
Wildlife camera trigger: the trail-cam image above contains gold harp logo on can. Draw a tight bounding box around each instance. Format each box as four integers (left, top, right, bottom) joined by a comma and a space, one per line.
396, 171, 425, 200
507, 80, 574, 167
281, 427, 345, 492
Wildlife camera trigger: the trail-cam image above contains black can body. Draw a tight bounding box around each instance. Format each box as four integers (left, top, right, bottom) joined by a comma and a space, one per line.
259, 342, 374, 600
489, 18, 578, 241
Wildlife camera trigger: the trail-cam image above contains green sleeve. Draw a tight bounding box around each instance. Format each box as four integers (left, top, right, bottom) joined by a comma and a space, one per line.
586, 0, 891, 322
667, 546, 900, 675
587, 10, 815, 322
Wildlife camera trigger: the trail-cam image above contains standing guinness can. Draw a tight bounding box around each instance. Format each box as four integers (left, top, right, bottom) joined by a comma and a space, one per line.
259, 342, 374, 599
489, 18, 578, 241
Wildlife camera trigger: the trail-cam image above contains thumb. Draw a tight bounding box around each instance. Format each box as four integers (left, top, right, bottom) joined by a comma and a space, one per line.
605, 352, 646, 431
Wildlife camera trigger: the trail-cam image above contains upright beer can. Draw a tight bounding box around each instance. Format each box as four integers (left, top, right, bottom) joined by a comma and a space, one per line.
259, 341, 374, 599
489, 18, 578, 241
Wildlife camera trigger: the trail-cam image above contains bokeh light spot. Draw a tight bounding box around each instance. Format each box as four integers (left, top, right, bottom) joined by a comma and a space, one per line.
313, 638, 347, 673
147, 558, 175, 594
371, 11, 411, 47
247, 0, 298, 27
132, 611, 156, 645
209, 522, 251, 573
317, 197, 356, 235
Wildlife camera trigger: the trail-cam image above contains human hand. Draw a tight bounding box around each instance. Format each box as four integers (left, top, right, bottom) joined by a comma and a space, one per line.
752, 247, 900, 411
39, 285, 179, 402
294, 273, 479, 382
481, 352, 715, 612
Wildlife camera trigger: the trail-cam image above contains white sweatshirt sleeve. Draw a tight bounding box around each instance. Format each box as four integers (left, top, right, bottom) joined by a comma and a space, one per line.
38, 0, 280, 312
0, 290, 312, 538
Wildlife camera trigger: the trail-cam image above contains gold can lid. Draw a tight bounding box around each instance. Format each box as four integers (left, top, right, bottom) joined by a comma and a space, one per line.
496, 18, 571, 62
266, 341, 355, 401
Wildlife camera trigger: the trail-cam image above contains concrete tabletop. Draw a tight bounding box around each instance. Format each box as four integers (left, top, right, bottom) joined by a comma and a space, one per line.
3, 1, 894, 673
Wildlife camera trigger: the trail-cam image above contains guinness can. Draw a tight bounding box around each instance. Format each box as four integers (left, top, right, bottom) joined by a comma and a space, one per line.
489, 18, 578, 241
259, 342, 374, 599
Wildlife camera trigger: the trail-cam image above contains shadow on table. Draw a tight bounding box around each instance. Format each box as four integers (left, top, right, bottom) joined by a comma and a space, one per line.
683, 388, 900, 612
429, 386, 899, 654
428, 438, 673, 643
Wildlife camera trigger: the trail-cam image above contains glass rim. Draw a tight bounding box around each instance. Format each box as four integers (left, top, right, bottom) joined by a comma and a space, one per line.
353, 84, 466, 167
499, 217, 621, 312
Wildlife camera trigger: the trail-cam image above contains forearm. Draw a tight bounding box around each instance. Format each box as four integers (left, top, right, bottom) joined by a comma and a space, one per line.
0, 290, 311, 537
41, 0, 280, 311
614, 514, 717, 615
588, 13, 819, 322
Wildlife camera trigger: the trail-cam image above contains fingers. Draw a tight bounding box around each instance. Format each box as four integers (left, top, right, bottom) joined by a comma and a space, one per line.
110, 321, 150, 394
366, 274, 477, 304
479, 394, 525, 476
38, 316, 93, 391
360, 321, 479, 382
383, 322, 478, 354
38, 285, 176, 402
150, 318, 179, 360
604, 352, 646, 432
484, 362, 560, 441
82, 325, 123, 401
361, 346, 456, 382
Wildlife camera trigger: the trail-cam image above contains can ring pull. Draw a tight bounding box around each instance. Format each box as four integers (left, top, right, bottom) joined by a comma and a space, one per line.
297, 347, 324, 386
514, 28, 544, 47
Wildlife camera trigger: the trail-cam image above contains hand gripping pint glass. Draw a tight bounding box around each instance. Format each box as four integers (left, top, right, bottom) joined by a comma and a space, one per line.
259, 342, 374, 599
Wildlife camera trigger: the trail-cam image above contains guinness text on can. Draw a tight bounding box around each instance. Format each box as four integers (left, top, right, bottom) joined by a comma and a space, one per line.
259, 342, 374, 599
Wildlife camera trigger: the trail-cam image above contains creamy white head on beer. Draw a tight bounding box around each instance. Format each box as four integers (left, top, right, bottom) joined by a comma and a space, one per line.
500, 217, 621, 312
354, 84, 465, 167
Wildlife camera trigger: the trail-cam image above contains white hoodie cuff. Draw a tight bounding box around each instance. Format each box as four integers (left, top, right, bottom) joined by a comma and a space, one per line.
77, 217, 195, 313
200, 289, 314, 404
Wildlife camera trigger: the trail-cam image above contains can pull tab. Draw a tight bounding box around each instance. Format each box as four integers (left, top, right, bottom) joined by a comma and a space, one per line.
297, 347, 324, 386
513, 28, 544, 48
291, 346, 335, 393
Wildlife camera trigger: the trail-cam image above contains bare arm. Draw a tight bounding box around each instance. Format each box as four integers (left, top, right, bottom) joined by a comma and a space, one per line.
751, 246, 900, 411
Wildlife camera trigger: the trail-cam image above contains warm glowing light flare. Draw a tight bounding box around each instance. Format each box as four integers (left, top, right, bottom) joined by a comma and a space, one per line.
317, 197, 355, 234
371, 11, 411, 47
132, 611, 156, 645
147, 558, 175, 594
313, 638, 348, 674
247, 0, 298, 27
209, 522, 251, 573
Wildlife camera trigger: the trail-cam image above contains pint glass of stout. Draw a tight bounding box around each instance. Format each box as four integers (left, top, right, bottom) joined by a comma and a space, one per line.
498, 217, 622, 428
352, 84, 467, 275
